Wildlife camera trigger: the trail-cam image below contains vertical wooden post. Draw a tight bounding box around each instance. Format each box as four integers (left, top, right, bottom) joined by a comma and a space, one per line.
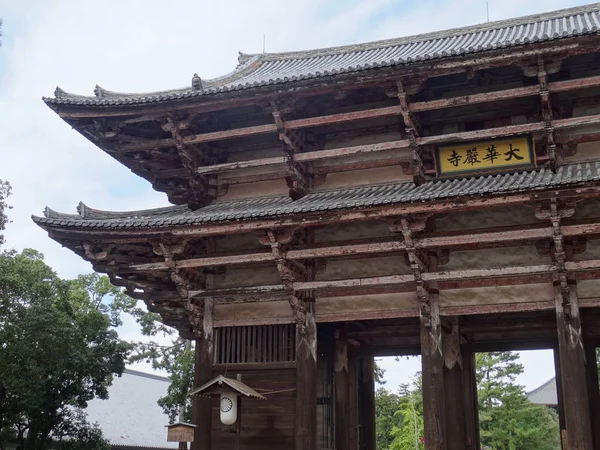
584, 339, 600, 450
360, 357, 376, 450
462, 348, 480, 450
335, 328, 350, 450
443, 319, 466, 450
296, 300, 317, 450
553, 346, 566, 448
421, 255, 445, 450
348, 354, 359, 450
554, 283, 593, 449
192, 298, 214, 450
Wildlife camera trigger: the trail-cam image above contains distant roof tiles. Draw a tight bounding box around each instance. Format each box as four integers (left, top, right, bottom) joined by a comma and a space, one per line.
33, 162, 600, 231
526, 377, 558, 406
44, 3, 600, 107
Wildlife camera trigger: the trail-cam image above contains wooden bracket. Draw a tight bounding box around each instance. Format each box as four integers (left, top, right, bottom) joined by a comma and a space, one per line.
260, 228, 312, 333
390, 216, 437, 327
537, 56, 558, 170
161, 116, 218, 210
83, 242, 114, 262
270, 103, 319, 200
387, 79, 427, 184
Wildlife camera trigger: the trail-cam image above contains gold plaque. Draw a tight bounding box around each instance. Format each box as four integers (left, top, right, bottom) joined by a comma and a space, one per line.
436, 136, 535, 177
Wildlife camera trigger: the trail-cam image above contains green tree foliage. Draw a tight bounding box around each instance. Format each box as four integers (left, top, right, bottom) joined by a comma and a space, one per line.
0, 250, 130, 450
476, 352, 560, 450
375, 353, 561, 450
389, 381, 424, 450
0, 180, 11, 246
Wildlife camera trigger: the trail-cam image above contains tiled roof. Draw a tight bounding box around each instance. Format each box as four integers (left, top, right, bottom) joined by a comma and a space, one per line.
32, 162, 600, 231
44, 4, 600, 107
84, 369, 176, 449
526, 377, 558, 406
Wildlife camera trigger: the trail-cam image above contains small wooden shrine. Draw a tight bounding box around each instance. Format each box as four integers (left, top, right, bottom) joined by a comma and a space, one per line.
34, 4, 600, 449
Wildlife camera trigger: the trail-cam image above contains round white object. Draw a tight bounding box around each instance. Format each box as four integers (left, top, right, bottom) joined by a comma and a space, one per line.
220, 392, 237, 425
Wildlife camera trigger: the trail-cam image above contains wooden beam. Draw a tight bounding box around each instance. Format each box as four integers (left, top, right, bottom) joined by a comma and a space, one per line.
295, 302, 317, 450
348, 354, 359, 450
117, 220, 600, 274
555, 284, 594, 450
334, 328, 350, 450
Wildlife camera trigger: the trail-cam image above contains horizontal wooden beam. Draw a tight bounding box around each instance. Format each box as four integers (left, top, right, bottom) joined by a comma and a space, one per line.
114, 221, 600, 273
119, 72, 600, 154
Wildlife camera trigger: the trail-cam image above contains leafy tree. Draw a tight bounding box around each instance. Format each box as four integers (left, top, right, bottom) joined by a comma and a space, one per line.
476, 352, 560, 450
375, 388, 401, 450
0, 180, 11, 246
0, 250, 130, 450
390, 380, 424, 450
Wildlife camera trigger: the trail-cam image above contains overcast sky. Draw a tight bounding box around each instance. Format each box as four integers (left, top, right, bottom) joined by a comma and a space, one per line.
0, 0, 590, 392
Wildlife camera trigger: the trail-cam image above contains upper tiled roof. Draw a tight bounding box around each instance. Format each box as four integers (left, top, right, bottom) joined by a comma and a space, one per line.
44, 3, 600, 107
32, 162, 600, 231
526, 377, 558, 406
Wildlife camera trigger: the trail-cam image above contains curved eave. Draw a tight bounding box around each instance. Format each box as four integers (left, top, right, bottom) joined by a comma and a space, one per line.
31, 162, 600, 235
41, 3, 600, 111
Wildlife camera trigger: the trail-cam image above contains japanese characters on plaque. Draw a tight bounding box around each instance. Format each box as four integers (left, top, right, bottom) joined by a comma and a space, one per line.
436, 136, 535, 177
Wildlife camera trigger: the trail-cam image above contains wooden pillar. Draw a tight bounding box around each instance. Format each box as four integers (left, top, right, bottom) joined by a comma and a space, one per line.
584, 338, 600, 449
554, 284, 593, 449
443, 320, 466, 450
553, 346, 566, 447
192, 299, 214, 450
420, 256, 445, 450
295, 300, 317, 450
360, 357, 376, 450
462, 348, 480, 450
348, 354, 359, 450
335, 328, 350, 450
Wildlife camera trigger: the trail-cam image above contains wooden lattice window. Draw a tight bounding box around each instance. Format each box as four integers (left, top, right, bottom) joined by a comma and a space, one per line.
213, 324, 296, 364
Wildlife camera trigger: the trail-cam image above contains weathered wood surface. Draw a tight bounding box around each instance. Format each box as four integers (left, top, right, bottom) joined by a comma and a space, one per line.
348, 354, 359, 450
360, 357, 377, 450
193, 299, 214, 450
461, 349, 480, 450
443, 320, 466, 450
334, 329, 350, 450
209, 368, 296, 450
554, 284, 593, 450
584, 336, 600, 450
296, 302, 317, 450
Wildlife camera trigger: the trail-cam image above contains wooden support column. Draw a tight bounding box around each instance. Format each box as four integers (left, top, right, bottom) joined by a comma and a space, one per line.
193, 298, 214, 450
443, 319, 466, 450
335, 328, 350, 450
462, 349, 481, 450
394, 216, 445, 450
554, 283, 593, 450
296, 299, 317, 450
539, 199, 594, 449
348, 354, 359, 450
584, 338, 600, 449
360, 357, 376, 450
553, 347, 566, 448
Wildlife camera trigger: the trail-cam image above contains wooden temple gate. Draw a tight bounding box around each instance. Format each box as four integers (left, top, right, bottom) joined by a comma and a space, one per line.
35, 4, 600, 449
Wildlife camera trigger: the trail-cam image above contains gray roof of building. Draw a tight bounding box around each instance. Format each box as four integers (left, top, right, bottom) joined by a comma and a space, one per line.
44, 3, 600, 107
526, 377, 558, 406
32, 162, 600, 231
84, 368, 176, 449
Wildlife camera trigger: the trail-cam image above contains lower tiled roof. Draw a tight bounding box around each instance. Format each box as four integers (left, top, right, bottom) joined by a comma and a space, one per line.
32, 162, 600, 231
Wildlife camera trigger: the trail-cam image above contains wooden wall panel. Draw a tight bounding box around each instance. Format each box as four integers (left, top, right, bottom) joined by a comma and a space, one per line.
210, 368, 296, 450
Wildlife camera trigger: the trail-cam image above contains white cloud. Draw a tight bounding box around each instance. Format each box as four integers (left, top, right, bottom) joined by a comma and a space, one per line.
0, 0, 581, 387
